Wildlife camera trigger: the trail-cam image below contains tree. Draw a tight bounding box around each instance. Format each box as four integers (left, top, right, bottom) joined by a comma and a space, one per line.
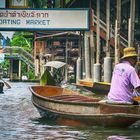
11, 32, 32, 53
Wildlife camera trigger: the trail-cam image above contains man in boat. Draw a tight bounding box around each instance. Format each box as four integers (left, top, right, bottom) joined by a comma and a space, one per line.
108, 47, 140, 105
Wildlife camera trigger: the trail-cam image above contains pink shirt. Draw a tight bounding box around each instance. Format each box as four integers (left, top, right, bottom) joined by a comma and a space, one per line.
108, 61, 140, 102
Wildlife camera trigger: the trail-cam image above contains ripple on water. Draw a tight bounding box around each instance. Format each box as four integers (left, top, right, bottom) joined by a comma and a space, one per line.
0, 82, 88, 140
1, 82, 140, 140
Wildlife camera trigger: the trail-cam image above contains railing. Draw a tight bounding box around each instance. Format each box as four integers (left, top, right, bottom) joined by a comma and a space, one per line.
3, 46, 35, 69
93, 14, 128, 47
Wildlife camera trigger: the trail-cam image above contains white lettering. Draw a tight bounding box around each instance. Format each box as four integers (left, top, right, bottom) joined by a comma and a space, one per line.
26, 20, 50, 25
0, 19, 20, 25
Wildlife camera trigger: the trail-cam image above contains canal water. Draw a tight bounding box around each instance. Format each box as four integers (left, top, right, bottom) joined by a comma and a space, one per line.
1, 81, 140, 140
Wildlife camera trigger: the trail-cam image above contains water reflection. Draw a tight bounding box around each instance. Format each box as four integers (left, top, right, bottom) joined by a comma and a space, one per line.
0, 82, 87, 140
0, 81, 140, 140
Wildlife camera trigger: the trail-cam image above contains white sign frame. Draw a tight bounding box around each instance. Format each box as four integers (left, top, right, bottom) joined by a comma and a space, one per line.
0, 8, 89, 31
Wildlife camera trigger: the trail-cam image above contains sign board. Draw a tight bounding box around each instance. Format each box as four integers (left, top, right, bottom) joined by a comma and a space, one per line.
0, 0, 6, 8
0, 9, 89, 31
9, 0, 28, 8
0, 53, 5, 63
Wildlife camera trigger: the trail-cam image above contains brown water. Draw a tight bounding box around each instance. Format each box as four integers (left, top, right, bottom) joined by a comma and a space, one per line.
0, 81, 140, 140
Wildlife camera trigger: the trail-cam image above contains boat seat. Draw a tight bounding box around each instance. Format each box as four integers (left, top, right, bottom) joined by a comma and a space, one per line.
48, 94, 100, 102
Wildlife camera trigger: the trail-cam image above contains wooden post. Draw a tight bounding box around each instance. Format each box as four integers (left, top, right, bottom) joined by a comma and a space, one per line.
76, 32, 83, 83
18, 60, 21, 80
128, 18, 132, 47
65, 36, 68, 82
94, 0, 101, 82
84, 31, 91, 79
115, 20, 119, 64
96, 0, 100, 64
106, 0, 110, 57
104, 0, 112, 83
9, 59, 13, 81
114, 0, 121, 64
90, 9, 95, 80
129, 0, 135, 47
116, 0, 121, 62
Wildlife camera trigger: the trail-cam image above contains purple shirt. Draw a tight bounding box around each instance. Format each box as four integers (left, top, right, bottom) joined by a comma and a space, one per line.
108, 61, 140, 102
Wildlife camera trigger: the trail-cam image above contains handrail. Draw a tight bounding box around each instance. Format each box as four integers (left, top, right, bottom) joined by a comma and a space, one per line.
93, 14, 128, 47
3, 46, 35, 69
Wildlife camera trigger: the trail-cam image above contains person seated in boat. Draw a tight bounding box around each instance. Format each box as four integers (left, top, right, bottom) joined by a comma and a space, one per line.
107, 47, 140, 105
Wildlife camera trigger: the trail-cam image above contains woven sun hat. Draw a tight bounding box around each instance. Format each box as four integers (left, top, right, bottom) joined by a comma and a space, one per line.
121, 47, 138, 59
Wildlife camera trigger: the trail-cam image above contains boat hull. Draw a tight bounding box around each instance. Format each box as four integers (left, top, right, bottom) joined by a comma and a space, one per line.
77, 80, 110, 94
30, 85, 140, 127
32, 100, 140, 127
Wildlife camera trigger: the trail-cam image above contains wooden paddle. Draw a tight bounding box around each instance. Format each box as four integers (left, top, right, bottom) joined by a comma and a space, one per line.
1, 79, 11, 89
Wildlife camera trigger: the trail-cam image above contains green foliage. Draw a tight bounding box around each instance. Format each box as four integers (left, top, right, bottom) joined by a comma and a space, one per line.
20, 62, 35, 80
0, 32, 35, 79
0, 60, 10, 78
31, 0, 48, 8
30, 0, 72, 8
21, 62, 27, 76
28, 70, 35, 79
1, 59, 9, 68
11, 32, 33, 53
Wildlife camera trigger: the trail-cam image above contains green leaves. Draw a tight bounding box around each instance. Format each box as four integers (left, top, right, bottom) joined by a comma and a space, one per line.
11, 32, 32, 53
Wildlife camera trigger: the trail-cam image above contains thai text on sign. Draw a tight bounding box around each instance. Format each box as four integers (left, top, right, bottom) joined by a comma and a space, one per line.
0, 9, 89, 30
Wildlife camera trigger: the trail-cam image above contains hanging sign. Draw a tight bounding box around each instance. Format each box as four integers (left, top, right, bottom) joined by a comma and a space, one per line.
0, 53, 5, 63
0, 0, 6, 8
0, 9, 89, 31
9, 0, 28, 8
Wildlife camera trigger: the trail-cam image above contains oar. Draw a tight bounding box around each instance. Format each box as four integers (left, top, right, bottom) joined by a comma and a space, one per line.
1, 79, 11, 89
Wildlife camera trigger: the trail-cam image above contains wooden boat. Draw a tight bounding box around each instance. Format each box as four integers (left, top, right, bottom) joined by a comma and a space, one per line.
77, 79, 111, 94
40, 61, 66, 86
30, 85, 140, 127
40, 61, 109, 96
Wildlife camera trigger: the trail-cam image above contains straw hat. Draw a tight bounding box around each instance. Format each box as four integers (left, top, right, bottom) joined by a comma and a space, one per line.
121, 47, 138, 59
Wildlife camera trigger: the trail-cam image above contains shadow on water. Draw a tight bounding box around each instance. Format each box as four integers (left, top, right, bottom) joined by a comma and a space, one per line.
31, 116, 140, 140
1, 81, 140, 139
32, 117, 67, 127
30, 117, 88, 140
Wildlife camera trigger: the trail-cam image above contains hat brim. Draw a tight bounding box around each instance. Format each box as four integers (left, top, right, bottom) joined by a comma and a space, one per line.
121, 54, 138, 59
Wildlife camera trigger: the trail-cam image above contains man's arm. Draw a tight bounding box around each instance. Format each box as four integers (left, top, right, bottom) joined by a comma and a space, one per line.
130, 68, 140, 93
